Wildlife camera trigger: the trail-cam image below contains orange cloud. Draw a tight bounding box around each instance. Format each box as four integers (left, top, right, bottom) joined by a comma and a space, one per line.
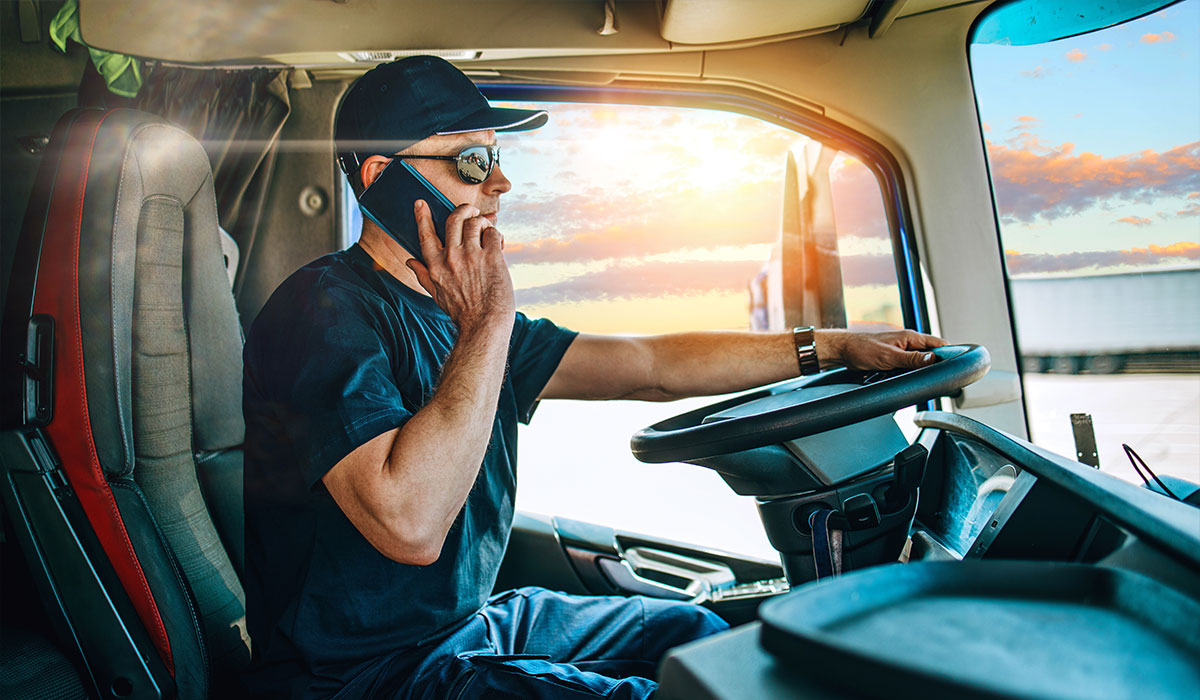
504, 178, 780, 265
987, 138, 1200, 223
516, 259, 761, 305
506, 153, 888, 266
1005, 241, 1200, 274
1098, 43, 1113, 51
1008, 116, 1041, 133
1178, 203, 1200, 218
515, 251, 898, 308
1065, 49, 1087, 62
1020, 65, 1046, 78
1188, 192, 1200, 199
1116, 216, 1152, 226
1140, 32, 1176, 43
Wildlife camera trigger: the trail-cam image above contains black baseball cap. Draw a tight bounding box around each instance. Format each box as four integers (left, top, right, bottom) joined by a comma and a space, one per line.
335, 55, 548, 184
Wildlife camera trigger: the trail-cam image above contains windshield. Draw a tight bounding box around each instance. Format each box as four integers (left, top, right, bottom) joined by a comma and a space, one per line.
971, 0, 1199, 487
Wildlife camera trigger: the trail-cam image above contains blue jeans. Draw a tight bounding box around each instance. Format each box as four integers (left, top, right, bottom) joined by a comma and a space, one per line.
337, 587, 729, 699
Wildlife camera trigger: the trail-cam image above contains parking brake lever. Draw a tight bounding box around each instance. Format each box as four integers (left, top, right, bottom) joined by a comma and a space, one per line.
885, 443, 928, 511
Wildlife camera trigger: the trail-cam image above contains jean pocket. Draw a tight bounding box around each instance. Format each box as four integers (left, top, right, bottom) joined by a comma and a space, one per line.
461, 654, 617, 698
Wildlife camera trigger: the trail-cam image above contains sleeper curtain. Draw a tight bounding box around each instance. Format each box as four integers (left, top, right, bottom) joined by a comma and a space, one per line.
79, 63, 291, 292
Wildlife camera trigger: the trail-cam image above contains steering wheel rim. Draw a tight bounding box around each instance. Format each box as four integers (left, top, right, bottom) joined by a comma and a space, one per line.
630, 344, 991, 464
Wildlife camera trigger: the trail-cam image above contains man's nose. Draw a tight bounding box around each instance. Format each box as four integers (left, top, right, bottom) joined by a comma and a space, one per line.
485, 164, 512, 195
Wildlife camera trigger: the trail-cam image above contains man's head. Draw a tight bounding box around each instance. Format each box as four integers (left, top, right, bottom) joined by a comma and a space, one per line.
335, 55, 547, 199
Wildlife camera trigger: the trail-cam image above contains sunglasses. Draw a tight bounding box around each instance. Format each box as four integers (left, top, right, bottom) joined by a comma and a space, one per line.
395, 144, 500, 185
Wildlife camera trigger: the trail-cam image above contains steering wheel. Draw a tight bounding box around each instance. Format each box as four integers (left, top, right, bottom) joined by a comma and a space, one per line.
630, 344, 990, 464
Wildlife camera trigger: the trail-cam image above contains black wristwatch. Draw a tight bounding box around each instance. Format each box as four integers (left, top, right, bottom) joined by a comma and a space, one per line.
792, 326, 821, 376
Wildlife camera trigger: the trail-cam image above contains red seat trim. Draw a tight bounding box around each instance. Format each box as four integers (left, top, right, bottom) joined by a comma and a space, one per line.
31, 109, 175, 675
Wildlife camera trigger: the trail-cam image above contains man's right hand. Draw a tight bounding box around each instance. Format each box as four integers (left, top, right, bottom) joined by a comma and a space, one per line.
405, 200, 515, 333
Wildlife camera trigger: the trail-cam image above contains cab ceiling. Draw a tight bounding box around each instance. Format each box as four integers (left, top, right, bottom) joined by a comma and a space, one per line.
77, 0, 977, 66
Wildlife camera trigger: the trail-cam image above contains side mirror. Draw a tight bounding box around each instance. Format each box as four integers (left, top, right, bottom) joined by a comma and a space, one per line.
749, 142, 847, 331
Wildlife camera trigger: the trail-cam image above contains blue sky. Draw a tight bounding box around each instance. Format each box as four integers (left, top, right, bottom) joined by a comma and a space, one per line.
971, 0, 1199, 269
972, 3, 1198, 155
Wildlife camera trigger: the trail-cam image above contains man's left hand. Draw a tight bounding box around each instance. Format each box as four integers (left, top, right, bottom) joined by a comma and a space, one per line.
817, 329, 947, 371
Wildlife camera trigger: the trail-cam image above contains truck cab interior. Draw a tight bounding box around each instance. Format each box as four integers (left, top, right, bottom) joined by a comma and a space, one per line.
2, 1, 1198, 699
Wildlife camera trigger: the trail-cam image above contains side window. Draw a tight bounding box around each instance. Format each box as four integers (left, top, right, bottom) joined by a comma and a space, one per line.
494, 100, 907, 559
971, 2, 1199, 486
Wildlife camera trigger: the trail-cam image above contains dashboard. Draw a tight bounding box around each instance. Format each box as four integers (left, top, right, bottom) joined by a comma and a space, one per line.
655, 410, 1200, 700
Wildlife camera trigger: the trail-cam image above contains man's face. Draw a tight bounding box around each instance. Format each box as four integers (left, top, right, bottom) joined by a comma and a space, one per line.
399, 130, 511, 226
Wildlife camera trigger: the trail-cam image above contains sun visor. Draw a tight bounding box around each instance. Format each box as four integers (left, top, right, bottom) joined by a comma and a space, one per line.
659, 0, 871, 45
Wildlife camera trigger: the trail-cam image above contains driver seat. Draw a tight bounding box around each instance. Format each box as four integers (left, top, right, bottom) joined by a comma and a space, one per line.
0, 108, 250, 698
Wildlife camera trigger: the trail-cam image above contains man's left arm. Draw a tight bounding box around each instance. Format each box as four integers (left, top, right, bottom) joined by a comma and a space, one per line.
538, 329, 947, 402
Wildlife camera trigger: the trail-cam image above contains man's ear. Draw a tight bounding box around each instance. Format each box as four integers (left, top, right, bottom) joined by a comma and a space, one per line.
359, 155, 393, 190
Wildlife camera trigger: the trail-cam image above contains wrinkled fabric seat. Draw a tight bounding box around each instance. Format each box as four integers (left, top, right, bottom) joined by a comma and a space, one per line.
0, 108, 249, 699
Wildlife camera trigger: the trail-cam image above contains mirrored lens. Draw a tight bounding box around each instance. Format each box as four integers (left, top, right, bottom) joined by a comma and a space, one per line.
456, 145, 495, 184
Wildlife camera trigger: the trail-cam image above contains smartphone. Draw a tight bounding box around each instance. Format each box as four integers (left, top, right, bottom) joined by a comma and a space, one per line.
356, 159, 456, 265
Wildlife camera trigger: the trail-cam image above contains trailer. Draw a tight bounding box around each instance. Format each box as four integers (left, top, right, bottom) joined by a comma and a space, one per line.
1009, 267, 1200, 374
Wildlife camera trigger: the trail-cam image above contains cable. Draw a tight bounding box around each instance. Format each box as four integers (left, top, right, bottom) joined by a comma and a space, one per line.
1122, 443, 1181, 501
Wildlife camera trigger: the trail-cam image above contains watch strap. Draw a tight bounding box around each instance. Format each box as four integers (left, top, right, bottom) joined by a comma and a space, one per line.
792, 326, 821, 376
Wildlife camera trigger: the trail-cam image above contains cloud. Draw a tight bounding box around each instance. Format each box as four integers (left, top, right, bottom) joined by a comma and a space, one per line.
504, 151, 890, 267
1065, 49, 1087, 62
1140, 32, 1176, 43
987, 138, 1200, 224
1008, 116, 1040, 133
982, 122, 991, 132
1179, 203, 1200, 218
514, 250, 899, 307
1005, 241, 1200, 274
1116, 216, 1152, 226
830, 157, 891, 242
1098, 43, 1113, 51
503, 178, 781, 265
839, 253, 898, 287
1188, 192, 1200, 199
515, 259, 763, 305
1020, 65, 1047, 78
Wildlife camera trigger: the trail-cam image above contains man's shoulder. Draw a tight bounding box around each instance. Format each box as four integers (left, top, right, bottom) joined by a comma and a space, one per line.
257, 249, 376, 318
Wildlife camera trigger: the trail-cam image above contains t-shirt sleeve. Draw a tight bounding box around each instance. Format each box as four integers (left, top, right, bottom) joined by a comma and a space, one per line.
254, 279, 413, 490
508, 311, 578, 424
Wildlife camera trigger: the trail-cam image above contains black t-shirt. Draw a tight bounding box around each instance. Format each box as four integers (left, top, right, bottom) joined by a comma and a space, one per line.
242, 244, 576, 698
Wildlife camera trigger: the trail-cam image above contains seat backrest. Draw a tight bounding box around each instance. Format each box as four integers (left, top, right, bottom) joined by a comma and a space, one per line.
1, 108, 250, 698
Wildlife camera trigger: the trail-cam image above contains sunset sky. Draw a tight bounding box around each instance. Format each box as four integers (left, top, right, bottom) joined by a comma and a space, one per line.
494, 107, 900, 334
483, 0, 1198, 335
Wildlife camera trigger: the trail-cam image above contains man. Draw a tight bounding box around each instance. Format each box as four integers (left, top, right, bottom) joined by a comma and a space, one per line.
242, 56, 945, 699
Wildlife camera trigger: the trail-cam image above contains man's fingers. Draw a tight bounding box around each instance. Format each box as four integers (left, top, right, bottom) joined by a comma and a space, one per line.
460, 216, 487, 248
444, 204, 479, 248
405, 259, 435, 294
902, 331, 947, 349
413, 200, 442, 262
895, 349, 937, 369
481, 227, 503, 251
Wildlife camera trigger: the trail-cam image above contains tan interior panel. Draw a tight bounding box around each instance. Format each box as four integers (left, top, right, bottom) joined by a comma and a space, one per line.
77, 0, 670, 64
660, 0, 870, 45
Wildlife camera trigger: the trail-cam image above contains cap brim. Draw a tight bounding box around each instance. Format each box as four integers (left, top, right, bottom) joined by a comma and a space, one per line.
436, 106, 549, 135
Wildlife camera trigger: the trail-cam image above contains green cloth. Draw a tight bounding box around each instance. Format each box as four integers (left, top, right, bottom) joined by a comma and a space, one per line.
50, 0, 143, 98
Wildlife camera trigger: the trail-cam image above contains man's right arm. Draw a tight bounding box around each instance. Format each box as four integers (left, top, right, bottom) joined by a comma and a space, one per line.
321, 201, 514, 565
